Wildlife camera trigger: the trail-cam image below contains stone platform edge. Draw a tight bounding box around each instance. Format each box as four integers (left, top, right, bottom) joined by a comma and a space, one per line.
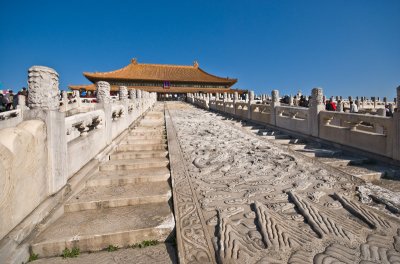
164, 104, 216, 264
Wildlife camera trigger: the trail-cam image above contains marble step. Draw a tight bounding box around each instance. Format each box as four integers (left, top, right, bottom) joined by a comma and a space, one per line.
275, 138, 302, 145
258, 130, 281, 136
32, 244, 177, 264
139, 120, 165, 127
31, 203, 175, 258
287, 142, 321, 150
86, 167, 170, 187
126, 135, 166, 140
117, 143, 167, 152
295, 148, 342, 158
262, 134, 291, 140
336, 165, 384, 181
129, 129, 165, 136
100, 157, 169, 171
121, 138, 167, 145
111, 150, 168, 160
65, 181, 171, 212
317, 156, 370, 166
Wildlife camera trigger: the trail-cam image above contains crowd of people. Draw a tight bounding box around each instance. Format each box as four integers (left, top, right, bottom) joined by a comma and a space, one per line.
0, 87, 28, 112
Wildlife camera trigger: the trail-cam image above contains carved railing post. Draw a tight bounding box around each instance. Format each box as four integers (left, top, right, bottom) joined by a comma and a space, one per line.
26, 66, 67, 194
73, 90, 81, 108
271, 90, 280, 126
96, 81, 112, 144
119, 86, 128, 102
233, 91, 238, 116
248, 90, 254, 119
394, 86, 400, 160
309, 87, 325, 137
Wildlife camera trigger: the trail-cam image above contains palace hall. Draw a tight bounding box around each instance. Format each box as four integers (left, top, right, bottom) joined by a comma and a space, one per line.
69, 59, 241, 100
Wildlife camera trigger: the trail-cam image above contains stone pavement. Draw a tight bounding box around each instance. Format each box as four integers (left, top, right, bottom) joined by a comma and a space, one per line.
166, 102, 400, 264
33, 244, 176, 264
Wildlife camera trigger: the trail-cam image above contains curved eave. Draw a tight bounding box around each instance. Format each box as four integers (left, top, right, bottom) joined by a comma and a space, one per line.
84, 74, 236, 86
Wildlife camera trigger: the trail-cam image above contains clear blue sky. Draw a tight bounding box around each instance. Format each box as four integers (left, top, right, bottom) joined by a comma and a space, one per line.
0, 0, 399, 99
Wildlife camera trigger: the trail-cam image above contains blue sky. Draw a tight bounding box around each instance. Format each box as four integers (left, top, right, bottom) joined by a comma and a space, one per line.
0, 0, 399, 99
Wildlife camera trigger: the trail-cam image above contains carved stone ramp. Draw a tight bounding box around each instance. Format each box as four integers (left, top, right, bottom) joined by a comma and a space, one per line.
30, 103, 176, 261
240, 120, 400, 183
167, 102, 400, 264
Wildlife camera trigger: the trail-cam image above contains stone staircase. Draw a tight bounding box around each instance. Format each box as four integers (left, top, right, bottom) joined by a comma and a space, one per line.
238, 121, 400, 183
30, 104, 175, 260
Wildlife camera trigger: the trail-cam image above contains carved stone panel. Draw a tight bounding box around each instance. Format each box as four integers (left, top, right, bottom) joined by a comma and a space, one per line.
27, 66, 60, 110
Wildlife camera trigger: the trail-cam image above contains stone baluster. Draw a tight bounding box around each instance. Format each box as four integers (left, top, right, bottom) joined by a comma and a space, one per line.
309, 87, 324, 137
26, 66, 67, 194
73, 90, 81, 108
393, 86, 400, 160
129, 89, 136, 101
17, 94, 27, 110
248, 90, 254, 119
271, 90, 280, 126
289, 95, 294, 106
233, 91, 238, 116
61, 91, 68, 111
119, 86, 128, 102
96, 81, 113, 144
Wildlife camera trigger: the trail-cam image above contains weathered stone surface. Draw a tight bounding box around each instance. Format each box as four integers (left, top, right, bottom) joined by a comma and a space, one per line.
119, 86, 129, 102
0, 120, 47, 241
33, 244, 177, 264
96, 81, 111, 104
28, 66, 59, 110
166, 102, 400, 264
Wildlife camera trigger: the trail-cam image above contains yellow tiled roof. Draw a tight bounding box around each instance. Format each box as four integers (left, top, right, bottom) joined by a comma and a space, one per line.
83, 59, 237, 85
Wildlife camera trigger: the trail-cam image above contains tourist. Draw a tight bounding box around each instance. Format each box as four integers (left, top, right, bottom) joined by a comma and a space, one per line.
299, 95, 307, 107
13, 92, 20, 109
385, 104, 393, 117
0, 94, 5, 112
21, 87, 28, 97
326, 100, 337, 111
350, 101, 358, 113
4, 90, 11, 111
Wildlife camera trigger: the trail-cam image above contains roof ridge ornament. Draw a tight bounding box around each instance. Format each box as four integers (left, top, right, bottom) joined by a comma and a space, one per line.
193, 60, 199, 68
131, 58, 138, 64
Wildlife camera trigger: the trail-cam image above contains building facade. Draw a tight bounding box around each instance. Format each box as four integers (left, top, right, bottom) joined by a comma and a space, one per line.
69, 59, 242, 100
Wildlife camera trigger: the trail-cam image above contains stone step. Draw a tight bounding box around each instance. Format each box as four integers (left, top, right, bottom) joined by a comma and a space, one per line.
263, 134, 291, 140
31, 203, 175, 258
129, 128, 165, 135
131, 127, 165, 132
140, 120, 164, 127
275, 138, 302, 145
121, 138, 167, 145
32, 244, 177, 264
317, 156, 370, 166
86, 167, 171, 187
111, 150, 168, 160
117, 143, 167, 152
100, 157, 169, 171
65, 181, 171, 212
126, 135, 166, 140
258, 130, 281, 136
295, 148, 342, 158
336, 165, 384, 181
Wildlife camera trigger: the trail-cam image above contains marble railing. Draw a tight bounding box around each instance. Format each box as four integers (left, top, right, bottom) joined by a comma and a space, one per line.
275, 105, 310, 135
188, 87, 400, 161
65, 110, 104, 142
0, 109, 23, 130
0, 65, 157, 254
319, 111, 395, 158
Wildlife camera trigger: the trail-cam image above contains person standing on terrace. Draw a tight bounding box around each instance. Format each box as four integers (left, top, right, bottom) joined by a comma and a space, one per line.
350, 101, 358, 113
